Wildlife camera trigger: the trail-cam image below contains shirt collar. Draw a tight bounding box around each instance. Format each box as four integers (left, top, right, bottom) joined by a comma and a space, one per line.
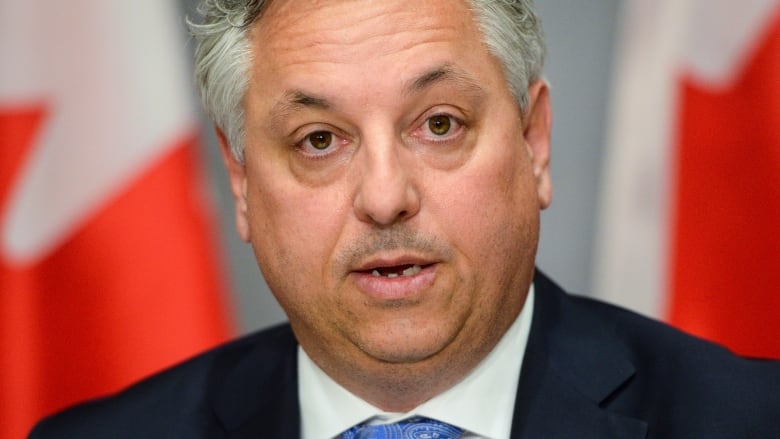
299, 285, 534, 439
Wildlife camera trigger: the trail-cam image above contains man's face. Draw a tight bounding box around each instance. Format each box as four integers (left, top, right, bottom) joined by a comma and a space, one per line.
222, 0, 551, 404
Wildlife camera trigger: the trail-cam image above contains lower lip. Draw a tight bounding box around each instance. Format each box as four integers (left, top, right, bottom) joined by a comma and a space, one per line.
352, 265, 437, 301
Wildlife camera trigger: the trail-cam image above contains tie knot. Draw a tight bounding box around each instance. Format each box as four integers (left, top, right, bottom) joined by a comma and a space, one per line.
341, 416, 464, 439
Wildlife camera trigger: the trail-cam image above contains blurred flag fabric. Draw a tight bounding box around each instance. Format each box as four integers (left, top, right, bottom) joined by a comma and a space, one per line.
596, 0, 780, 359
0, 1, 233, 437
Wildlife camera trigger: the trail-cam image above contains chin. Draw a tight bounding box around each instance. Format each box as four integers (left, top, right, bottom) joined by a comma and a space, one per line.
355, 325, 459, 366
362, 346, 439, 365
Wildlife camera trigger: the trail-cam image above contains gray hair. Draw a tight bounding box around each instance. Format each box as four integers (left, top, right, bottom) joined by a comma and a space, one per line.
187, 0, 545, 163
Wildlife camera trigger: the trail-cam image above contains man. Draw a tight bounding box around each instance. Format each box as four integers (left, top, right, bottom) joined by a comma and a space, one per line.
30, 0, 780, 438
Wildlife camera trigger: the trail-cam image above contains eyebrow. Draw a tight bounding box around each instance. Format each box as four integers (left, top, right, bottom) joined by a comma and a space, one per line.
268, 90, 330, 129
285, 90, 330, 109
404, 64, 487, 99
268, 64, 486, 129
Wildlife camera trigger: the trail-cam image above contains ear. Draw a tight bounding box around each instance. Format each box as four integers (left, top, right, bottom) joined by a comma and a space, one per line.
216, 127, 251, 242
522, 80, 552, 209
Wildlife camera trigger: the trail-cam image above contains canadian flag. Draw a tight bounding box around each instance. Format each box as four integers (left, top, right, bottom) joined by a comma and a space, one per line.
596, 0, 780, 359
0, 1, 232, 437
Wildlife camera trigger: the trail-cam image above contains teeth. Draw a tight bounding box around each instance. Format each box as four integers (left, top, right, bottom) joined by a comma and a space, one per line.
402, 265, 422, 276
368, 265, 423, 278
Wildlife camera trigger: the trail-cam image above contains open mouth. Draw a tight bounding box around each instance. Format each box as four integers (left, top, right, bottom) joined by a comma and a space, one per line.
352, 260, 438, 299
363, 264, 429, 278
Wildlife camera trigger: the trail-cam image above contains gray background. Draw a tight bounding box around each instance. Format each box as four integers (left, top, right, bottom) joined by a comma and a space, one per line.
180, 0, 623, 334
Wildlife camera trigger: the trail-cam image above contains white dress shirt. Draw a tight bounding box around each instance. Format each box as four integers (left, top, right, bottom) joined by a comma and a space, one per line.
299, 286, 535, 439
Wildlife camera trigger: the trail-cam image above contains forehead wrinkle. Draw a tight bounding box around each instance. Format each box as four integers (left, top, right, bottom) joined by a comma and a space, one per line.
266, 26, 459, 71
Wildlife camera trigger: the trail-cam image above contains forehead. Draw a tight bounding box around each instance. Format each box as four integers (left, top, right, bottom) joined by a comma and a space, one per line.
248, 0, 499, 92
255, 0, 477, 51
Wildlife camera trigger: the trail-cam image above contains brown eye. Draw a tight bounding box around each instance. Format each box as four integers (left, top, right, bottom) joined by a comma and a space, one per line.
428, 115, 451, 135
308, 131, 332, 150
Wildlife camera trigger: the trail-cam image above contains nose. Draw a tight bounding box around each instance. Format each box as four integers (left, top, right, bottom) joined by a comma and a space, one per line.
353, 138, 421, 227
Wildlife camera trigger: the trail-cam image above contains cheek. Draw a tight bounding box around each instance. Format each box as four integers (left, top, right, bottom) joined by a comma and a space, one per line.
244, 164, 349, 300
431, 146, 540, 279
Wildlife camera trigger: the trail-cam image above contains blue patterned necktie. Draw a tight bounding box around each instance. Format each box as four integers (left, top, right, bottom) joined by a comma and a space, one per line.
341, 416, 464, 439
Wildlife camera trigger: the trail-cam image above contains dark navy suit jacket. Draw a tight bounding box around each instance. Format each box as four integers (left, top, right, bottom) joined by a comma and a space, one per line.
30, 271, 780, 438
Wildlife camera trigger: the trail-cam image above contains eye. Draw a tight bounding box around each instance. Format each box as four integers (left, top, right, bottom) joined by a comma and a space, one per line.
415, 113, 465, 143
296, 129, 347, 157
428, 115, 452, 136
305, 131, 333, 150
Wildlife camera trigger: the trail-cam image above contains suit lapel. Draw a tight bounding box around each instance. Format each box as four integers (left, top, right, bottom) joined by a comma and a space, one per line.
510, 271, 648, 438
211, 326, 302, 439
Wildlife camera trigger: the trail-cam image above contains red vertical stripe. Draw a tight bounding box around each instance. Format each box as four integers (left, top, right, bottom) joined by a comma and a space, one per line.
1, 138, 233, 438
0, 106, 48, 439
668, 11, 780, 358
